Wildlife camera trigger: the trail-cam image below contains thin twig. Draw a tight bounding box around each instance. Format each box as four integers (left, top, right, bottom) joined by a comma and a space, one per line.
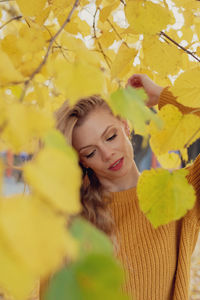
160, 31, 200, 63
93, 7, 99, 39
93, 7, 111, 69
107, 18, 129, 48
19, 0, 79, 102
0, 15, 22, 30
43, 25, 68, 60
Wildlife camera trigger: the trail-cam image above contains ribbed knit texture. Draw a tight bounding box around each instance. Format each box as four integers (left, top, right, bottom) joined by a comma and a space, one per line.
106, 88, 200, 300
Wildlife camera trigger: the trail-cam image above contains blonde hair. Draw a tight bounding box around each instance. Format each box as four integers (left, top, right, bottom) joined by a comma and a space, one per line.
55, 95, 116, 238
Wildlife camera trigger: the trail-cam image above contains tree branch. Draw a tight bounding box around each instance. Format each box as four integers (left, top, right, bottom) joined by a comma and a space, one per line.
160, 31, 200, 63
19, 0, 79, 102
0, 15, 22, 30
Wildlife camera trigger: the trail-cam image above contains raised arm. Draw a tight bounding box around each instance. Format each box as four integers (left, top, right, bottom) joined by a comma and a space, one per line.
127, 74, 200, 226
127, 74, 200, 117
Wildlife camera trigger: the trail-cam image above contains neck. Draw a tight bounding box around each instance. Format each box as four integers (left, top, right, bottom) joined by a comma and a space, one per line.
100, 160, 140, 193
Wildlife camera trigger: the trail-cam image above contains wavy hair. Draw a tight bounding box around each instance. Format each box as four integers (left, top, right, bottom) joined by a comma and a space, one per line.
55, 95, 116, 239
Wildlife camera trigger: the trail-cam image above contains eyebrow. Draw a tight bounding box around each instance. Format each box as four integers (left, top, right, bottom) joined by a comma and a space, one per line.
79, 125, 113, 152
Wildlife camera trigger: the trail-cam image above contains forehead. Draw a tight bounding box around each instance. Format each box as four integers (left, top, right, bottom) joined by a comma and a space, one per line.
72, 108, 120, 149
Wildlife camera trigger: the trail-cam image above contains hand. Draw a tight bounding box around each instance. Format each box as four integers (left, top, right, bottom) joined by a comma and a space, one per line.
127, 74, 164, 107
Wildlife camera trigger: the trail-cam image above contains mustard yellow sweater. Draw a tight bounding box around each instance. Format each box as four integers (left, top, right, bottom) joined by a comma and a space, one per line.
107, 89, 200, 300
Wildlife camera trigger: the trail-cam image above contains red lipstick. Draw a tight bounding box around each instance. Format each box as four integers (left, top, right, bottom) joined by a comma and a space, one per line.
108, 158, 124, 171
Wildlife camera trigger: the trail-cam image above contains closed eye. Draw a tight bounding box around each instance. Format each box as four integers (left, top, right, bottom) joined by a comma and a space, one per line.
85, 150, 96, 159
107, 134, 117, 141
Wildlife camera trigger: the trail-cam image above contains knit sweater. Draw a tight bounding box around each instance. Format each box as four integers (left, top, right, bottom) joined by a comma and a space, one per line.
107, 88, 200, 300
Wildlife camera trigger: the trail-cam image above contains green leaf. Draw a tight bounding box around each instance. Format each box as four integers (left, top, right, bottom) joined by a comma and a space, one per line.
137, 168, 196, 228
70, 217, 113, 258
44, 253, 128, 300
109, 86, 161, 135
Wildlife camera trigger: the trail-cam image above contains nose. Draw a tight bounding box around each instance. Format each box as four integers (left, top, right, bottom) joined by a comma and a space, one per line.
100, 145, 114, 162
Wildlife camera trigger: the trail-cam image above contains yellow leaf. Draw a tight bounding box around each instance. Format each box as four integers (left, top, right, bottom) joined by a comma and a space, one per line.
1, 26, 46, 77
0, 195, 77, 278
120, 31, 140, 46
1, 103, 54, 153
196, 46, 200, 57
181, 27, 194, 43
137, 168, 196, 228
60, 33, 101, 67
111, 43, 137, 79
61, 14, 91, 36
99, 2, 119, 23
157, 152, 181, 169
0, 97, 6, 128
18, 25, 46, 53
16, 0, 47, 18
23, 147, 81, 214
98, 30, 116, 48
149, 104, 200, 155
173, 0, 199, 9
0, 50, 23, 85
180, 148, 188, 163
143, 36, 183, 77
125, 1, 174, 35
1, 34, 21, 69
170, 68, 200, 108
35, 6, 51, 25
54, 60, 106, 103
50, 0, 72, 17
0, 237, 35, 300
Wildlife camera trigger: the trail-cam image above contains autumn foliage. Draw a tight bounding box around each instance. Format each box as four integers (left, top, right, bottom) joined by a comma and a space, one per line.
0, 0, 199, 299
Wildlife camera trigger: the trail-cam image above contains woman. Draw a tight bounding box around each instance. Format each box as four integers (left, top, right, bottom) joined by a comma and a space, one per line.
55, 74, 200, 300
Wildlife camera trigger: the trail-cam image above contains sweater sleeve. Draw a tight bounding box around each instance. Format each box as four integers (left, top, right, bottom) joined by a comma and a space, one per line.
158, 88, 200, 226
158, 87, 200, 117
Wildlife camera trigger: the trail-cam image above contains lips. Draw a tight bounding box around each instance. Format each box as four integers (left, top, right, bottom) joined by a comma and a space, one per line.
108, 157, 124, 171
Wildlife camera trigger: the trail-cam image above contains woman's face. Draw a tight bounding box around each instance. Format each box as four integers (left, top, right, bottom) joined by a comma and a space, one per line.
72, 108, 134, 182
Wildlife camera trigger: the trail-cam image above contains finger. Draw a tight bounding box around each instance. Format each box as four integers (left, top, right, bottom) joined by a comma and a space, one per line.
127, 75, 143, 88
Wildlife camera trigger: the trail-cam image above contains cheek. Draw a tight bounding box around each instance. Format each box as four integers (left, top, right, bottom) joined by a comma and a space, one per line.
111, 133, 129, 155
123, 136, 133, 156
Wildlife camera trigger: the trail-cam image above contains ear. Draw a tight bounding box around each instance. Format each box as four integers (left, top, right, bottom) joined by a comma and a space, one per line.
121, 119, 131, 137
